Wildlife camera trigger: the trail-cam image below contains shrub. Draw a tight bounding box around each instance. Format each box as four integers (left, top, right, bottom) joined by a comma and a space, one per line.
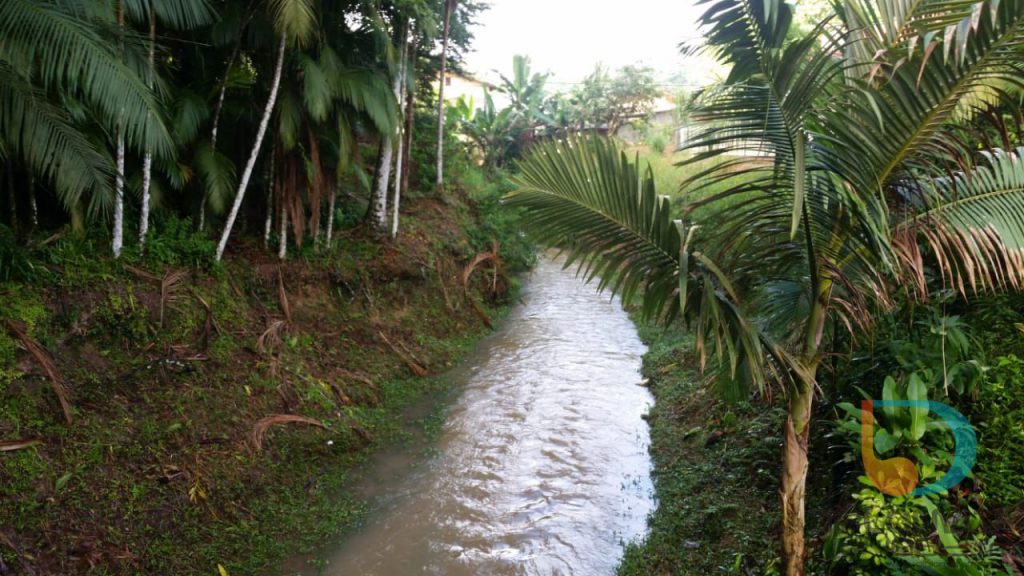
973, 355, 1024, 509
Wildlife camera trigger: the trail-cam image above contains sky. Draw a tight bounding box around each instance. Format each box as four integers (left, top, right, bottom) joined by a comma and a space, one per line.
462, 0, 721, 89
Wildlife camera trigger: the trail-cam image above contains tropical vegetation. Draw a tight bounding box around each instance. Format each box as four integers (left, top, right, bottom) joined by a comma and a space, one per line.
1, 0, 486, 262
507, 0, 1024, 574
4, 0, 1023, 574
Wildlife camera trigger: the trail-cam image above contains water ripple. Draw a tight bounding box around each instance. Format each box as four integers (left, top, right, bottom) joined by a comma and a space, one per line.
320, 257, 653, 576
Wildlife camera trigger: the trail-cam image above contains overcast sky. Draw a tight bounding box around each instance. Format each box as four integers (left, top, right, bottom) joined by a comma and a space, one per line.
462, 0, 720, 89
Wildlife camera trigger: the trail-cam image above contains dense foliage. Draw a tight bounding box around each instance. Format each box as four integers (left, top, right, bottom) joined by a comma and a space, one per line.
508, 0, 1024, 574
1, 0, 486, 261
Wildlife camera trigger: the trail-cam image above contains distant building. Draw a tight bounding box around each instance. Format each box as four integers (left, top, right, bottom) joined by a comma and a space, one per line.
615, 96, 679, 144
436, 72, 511, 110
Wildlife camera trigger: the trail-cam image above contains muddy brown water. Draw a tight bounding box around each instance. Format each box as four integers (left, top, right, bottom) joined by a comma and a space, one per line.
304, 256, 654, 575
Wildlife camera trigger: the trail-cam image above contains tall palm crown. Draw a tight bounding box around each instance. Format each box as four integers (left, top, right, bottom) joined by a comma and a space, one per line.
506, 1, 1024, 573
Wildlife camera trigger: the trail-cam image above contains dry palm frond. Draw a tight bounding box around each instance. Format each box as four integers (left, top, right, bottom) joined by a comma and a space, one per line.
277, 267, 292, 324
377, 331, 427, 377
160, 268, 189, 328
0, 438, 42, 451
191, 289, 220, 351
123, 264, 160, 282
256, 319, 288, 354
461, 240, 505, 296
335, 368, 376, 389
4, 320, 72, 424
250, 414, 326, 450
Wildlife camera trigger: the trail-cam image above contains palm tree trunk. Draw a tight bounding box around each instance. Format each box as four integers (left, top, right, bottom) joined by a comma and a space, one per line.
112, 3, 125, 259
215, 35, 287, 262
210, 46, 239, 152
371, 133, 393, 231
782, 380, 814, 576
139, 6, 155, 248
70, 200, 85, 236
372, 23, 407, 233
781, 274, 832, 576
325, 175, 339, 247
263, 150, 275, 249
28, 174, 37, 233
435, 0, 455, 192
391, 26, 411, 239
400, 75, 415, 197
113, 126, 125, 258
277, 201, 288, 259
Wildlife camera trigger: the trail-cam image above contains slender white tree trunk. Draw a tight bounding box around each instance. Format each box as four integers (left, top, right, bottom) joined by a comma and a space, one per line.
263, 151, 275, 249
371, 143, 393, 231
112, 4, 125, 259
400, 76, 415, 196
28, 175, 37, 230
139, 8, 156, 248
325, 175, 339, 247
277, 202, 288, 259
391, 27, 411, 239
372, 24, 406, 232
435, 0, 454, 191
113, 127, 125, 258
215, 35, 287, 262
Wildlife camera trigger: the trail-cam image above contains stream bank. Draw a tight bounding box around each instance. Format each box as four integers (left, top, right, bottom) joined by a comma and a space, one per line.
0, 190, 524, 575
292, 256, 653, 576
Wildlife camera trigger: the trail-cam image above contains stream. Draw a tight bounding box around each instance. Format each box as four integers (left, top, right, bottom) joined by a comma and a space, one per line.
314, 256, 654, 575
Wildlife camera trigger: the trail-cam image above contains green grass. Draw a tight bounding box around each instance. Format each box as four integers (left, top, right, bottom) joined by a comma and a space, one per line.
624, 143, 760, 223
0, 182, 524, 574
617, 319, 788, 576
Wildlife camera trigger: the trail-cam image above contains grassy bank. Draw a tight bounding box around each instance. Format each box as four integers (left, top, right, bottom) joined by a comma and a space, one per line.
618, 321, 793, 575
612, 147, 790, 574
0, 180, 526, 574
618, 313, 1024, 576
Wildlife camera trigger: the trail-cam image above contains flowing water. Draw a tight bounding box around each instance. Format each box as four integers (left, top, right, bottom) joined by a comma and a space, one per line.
317, 257, 653, 576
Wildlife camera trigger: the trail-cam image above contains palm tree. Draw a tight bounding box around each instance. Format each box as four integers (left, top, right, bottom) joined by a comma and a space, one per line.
391, 24, 413, 239
270, 3, 397, 251
371, 18, 409, 233
506, 1, 1024, 574
132, 0, 215, 248
435, 0, 456, 192
0, 0, 172, 233
215, 0, 316, 262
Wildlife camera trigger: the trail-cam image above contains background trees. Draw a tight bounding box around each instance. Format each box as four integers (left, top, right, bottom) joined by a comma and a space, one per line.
1, 0, 485, 262
451, 56, 665, 170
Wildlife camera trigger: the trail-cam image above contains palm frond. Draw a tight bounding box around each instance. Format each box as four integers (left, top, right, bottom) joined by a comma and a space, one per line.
268, 0, 316, 46
332, 68, 397, 136
300, 54, 332, 122
0, 0, 172, 157
170, 90, 211, 146
124, 0, 215, 30
0, 64, 109, 208
896, 146, 1024, 294
507, 137, 801, 395
826, 0, 1024, 194
195, 141, 237, 216
684, 4, 844, 239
